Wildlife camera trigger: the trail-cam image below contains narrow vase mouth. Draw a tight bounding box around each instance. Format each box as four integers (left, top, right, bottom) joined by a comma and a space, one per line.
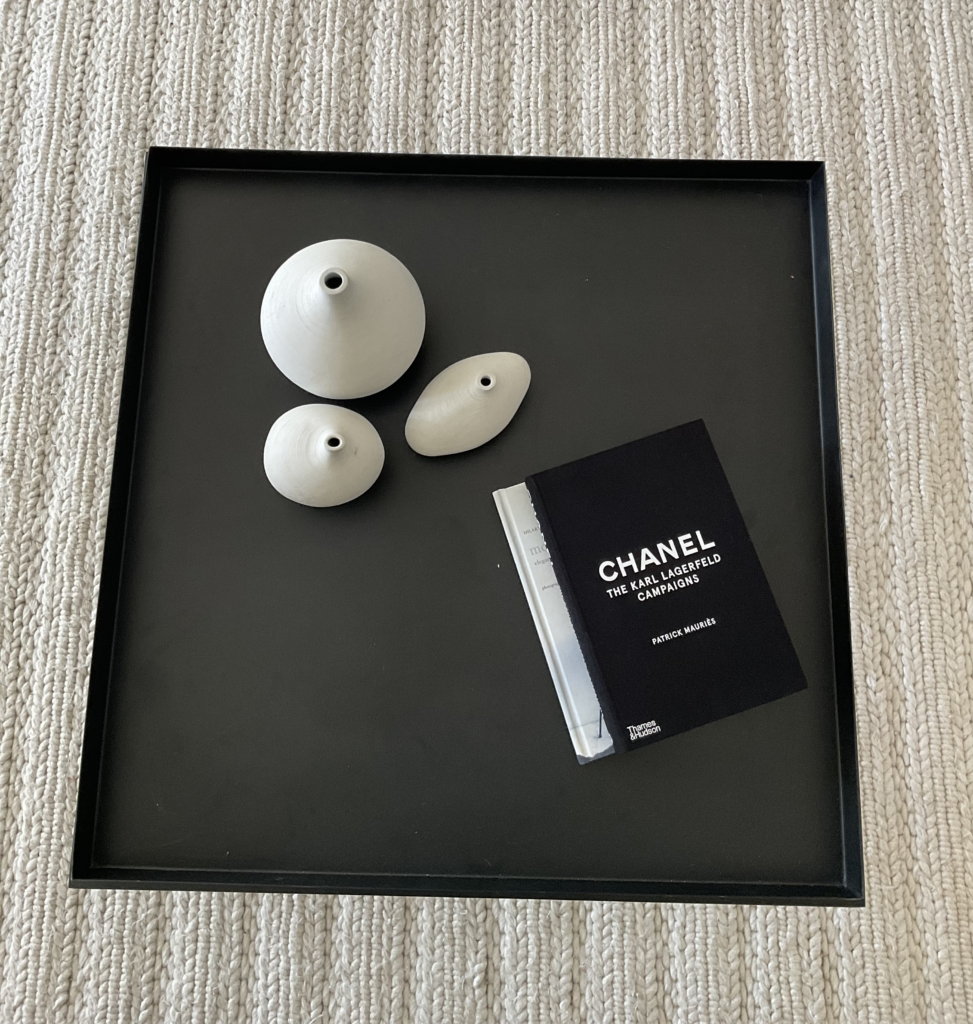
475, 372, 496, 392
317, 432, 345, 457
319, 267, 348, 295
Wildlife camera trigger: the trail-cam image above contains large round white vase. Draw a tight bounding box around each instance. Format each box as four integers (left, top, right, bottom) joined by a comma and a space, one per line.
261, 239, 425, 399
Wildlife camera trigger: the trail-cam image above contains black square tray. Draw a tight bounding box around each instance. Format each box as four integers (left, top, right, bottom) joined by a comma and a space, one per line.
72, 148, 863, 905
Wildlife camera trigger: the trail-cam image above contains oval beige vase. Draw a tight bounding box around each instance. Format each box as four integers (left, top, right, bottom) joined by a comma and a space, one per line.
405, 352, 531, 456
263, 404, 385, 506
261, 239, 425, 399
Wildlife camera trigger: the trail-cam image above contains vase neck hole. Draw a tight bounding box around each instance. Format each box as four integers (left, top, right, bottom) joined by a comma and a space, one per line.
320, 268, 348, 295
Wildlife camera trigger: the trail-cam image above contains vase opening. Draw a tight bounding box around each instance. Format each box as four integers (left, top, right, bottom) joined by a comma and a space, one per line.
320, 268, 348, 294
478, 374, 496, 391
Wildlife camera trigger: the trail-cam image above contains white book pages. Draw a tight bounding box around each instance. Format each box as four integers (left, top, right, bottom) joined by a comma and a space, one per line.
493, 483, 614, 763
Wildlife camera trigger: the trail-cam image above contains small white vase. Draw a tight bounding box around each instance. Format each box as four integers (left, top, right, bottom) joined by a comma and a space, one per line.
261, 239, 425, 399
263, 404, 385, 506
405, 352, 531, 456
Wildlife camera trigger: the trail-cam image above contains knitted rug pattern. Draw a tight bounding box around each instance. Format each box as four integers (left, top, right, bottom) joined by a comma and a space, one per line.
1, 1, 971, 1020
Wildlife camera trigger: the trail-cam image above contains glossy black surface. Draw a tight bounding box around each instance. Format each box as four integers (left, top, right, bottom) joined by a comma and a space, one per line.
73, 150, 862, 903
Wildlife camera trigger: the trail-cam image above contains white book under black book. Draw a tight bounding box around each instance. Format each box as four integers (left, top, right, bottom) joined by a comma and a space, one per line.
493, 483, 614, 764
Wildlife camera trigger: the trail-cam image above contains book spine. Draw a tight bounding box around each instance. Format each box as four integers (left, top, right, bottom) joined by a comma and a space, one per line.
492, 485, 613, 763
524, 477, 628, 752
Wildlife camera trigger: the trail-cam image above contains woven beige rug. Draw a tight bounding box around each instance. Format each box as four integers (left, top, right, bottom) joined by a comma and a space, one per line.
1, 0, 971, 1020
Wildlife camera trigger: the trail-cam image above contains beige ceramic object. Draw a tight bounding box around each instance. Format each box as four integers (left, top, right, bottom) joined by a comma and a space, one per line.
260, 239, 425, 399
405, 352, 531, 456
263, 404, 385, 506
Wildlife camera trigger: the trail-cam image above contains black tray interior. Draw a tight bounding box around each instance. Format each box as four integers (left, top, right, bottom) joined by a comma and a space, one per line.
73, 150, 862, 904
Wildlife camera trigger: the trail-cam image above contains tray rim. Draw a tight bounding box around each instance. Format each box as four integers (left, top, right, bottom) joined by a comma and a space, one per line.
71, 147, 864, 906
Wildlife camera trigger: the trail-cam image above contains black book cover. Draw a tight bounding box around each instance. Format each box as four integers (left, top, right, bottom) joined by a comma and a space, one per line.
525, 420, 807, 753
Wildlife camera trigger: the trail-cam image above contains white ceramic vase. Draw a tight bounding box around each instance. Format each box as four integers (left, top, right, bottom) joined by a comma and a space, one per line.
260, 239, 425, 399
263, 404, 385, 506
405, 352, 531, 456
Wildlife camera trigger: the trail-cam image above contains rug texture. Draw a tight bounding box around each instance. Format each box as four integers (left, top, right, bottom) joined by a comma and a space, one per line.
1, 0, 972, 1020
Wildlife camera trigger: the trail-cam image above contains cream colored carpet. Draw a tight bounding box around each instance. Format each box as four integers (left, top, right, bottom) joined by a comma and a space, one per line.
1, 1, 971, 1020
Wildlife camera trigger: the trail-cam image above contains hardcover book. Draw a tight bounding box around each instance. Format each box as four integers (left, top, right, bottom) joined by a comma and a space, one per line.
496, 420, 807, 757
